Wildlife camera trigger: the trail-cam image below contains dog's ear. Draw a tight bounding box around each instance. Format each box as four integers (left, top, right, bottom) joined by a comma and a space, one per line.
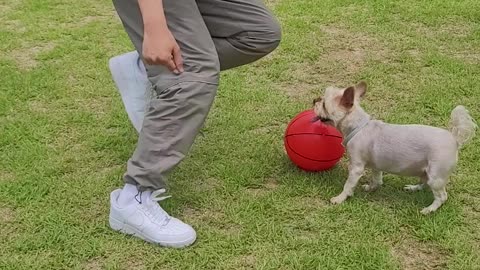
340, 86, 355, 109
355, 81, 367, 98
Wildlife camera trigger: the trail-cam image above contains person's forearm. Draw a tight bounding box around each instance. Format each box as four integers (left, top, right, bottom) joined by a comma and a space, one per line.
138, 0, 168, 34
137, 0, 182, 72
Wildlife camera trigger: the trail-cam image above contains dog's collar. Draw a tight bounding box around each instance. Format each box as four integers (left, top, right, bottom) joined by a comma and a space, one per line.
342, 118, 370, 146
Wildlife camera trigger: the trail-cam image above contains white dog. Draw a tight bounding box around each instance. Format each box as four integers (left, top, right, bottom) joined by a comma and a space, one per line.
313, 81, 477, 214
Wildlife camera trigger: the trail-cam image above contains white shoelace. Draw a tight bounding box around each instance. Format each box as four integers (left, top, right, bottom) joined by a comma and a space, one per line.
142, 189, 172, 226
150, 189, 172, 202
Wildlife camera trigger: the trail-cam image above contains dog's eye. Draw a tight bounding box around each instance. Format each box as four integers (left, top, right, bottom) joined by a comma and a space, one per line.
322, 102, 327, 112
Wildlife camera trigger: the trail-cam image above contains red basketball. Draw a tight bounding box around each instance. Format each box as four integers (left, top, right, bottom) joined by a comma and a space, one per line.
284, 110, 345, 171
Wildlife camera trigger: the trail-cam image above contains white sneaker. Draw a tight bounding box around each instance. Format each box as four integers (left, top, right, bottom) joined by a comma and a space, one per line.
109, 51, 151, 133
109, 189, 197, 248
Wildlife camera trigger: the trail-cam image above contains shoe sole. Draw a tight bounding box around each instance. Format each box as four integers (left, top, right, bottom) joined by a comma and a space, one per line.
108, 54, 147, 133
109, 216, 196, 248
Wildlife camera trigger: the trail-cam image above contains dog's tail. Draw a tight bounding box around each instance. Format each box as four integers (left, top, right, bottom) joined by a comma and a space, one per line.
449, 105, 477, 148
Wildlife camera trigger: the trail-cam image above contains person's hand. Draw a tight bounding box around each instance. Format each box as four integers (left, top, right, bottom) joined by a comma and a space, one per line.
142, 27, 183, 74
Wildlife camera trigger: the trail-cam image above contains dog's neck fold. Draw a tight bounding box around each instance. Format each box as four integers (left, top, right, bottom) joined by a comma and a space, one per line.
338, 108, 371, 146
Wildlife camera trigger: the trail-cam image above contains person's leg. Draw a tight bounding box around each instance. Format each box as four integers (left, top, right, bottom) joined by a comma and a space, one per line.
110, 0, 281, 130
109, 0, 220, 247
117, 0, 220, 190
108, 0, 281, 247
197, 0, 282, 70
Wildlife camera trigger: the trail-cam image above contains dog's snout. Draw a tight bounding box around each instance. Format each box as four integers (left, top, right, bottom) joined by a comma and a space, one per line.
320, 117, 330, 122
311, 116, 321, 122
311, 116, 331, 123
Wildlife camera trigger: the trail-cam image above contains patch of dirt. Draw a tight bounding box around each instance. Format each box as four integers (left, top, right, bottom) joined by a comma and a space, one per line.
3, 19, 26, 33
250, 121, 286, 135
459, 193, 480, 247
0, 170, 15, 183
27, 100, 50, 114
406, 49, 422, 60
0, 206, 14, 224
0, 4, 8, 14
83, 258, 103, 270
462, 199, 480, 254
279, 81, 323, 104
10, 42, 56, 70
122, 260, 146, 270
245, 177, 279, 197
391, 237, 448, 270
0, 1, 20, 16
230, 254, 257, 269
440, 22, 473, 38
49, 129, 80, 151
404, 21, 477, 65
1, 1, 25, 33
278, 24, 390, 101
461, 193, 480, 218
197, 177, 222, 192
338, 5, 370, 16
318, 24, 389, 72
182, 207, 225, 221
182, 207, 241, 235
439, 46, 480, 65
410, 21, 474, 39
264, 177, 279, 189
78, 15, 102, 26
74, 96, 111, 118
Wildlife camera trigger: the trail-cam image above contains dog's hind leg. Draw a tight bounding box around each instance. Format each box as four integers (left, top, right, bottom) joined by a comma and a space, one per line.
363, 170, 383, 192
421, 170, 449, 214
421, 185, 447, 214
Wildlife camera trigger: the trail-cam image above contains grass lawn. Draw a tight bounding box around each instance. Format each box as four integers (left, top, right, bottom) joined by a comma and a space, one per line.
1, 0, 480, 269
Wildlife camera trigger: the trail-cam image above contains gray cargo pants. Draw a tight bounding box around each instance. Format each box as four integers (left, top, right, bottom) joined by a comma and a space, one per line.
112, 0, 281, 190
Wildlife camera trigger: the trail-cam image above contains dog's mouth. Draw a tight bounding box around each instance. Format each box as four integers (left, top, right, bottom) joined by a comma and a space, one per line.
312, 116, 333, 124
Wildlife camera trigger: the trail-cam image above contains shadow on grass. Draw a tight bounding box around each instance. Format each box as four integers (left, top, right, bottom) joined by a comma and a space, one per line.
278, 156, 436, 211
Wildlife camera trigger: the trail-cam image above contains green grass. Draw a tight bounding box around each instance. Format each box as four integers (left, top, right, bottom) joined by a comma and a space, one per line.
1, 0, 480, 269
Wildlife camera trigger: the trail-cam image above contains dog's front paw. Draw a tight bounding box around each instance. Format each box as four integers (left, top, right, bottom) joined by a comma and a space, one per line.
420, 207, 434, 215
362, 184, 379, 192
330, 195, 347, 204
